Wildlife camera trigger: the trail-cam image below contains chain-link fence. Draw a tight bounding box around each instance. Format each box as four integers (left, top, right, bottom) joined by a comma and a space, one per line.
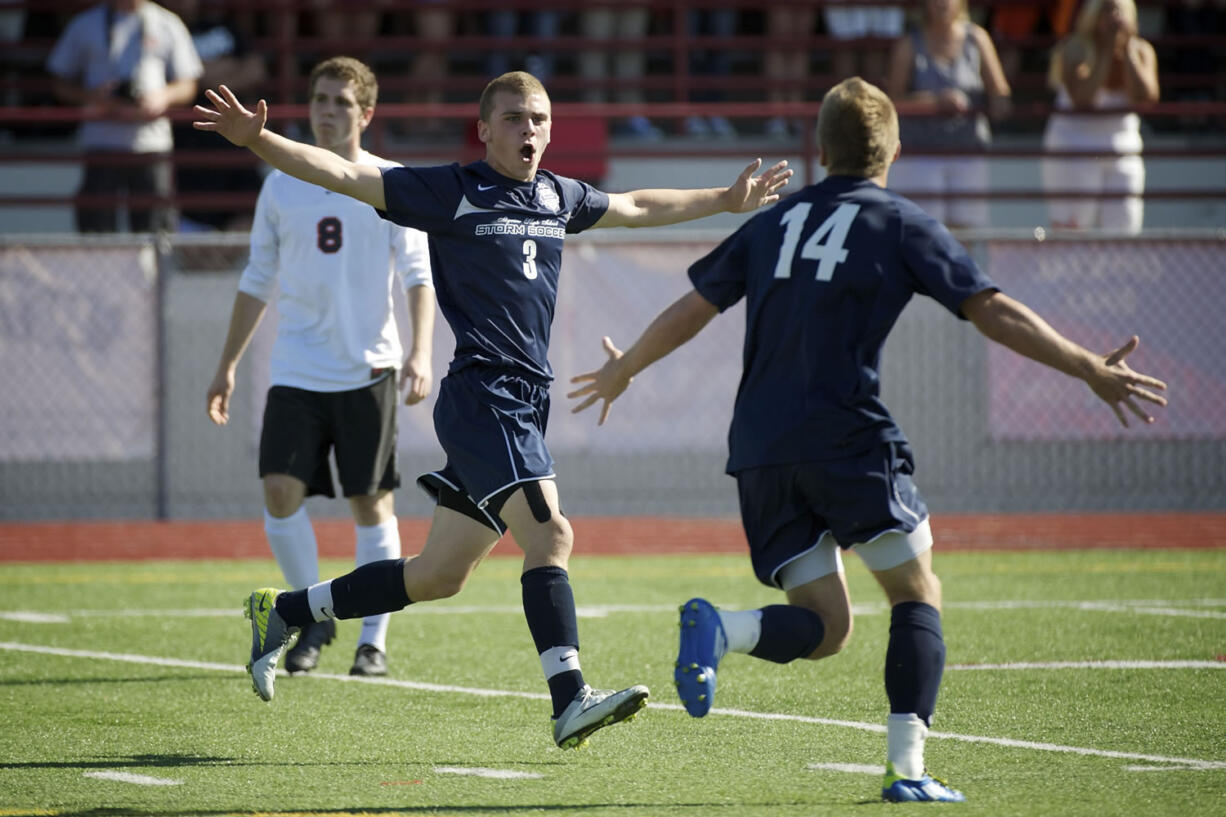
1, 231, 1222, 521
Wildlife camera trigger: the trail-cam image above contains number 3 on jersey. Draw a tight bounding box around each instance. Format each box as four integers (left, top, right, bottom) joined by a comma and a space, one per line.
522, 239, 538, 280
773, 202, 860, 281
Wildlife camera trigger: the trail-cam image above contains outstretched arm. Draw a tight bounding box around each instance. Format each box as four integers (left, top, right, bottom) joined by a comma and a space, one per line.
594, 158, 792, 229
193, 85, 386, 209
568, 290, 720, 425
962, 289, 1167, 427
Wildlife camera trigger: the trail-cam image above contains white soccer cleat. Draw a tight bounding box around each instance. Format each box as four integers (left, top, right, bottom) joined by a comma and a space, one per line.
552, 684, 649, 749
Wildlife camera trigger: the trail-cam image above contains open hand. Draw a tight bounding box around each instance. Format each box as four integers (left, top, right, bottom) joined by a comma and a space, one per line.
192, 84, 267, 147
1088, 335, 1168, 427
567, 336, 632, 426
724, 158, 793, 213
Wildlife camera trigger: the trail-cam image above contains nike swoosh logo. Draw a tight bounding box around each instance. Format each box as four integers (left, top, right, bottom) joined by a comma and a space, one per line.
258, 598, 267, 612
477, 184, 497, 191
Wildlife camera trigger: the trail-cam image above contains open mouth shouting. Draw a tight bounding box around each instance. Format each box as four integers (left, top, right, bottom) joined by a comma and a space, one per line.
519, 142, 536, 162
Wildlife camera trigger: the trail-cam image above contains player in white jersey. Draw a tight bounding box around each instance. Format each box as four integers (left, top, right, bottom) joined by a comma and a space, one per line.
206, 57, 434, 677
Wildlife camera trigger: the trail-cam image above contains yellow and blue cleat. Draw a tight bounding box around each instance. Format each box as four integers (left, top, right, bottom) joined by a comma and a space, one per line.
881, 763, 966, 802
242, 587, 298, 702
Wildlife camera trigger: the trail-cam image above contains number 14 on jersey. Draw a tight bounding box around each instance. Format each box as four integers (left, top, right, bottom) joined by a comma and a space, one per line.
773, 202, 861, 281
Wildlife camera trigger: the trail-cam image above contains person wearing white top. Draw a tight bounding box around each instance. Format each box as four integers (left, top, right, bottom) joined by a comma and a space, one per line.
206, 57, 435, 678
1042, 0, 1159, 234
46, 0, 203, 232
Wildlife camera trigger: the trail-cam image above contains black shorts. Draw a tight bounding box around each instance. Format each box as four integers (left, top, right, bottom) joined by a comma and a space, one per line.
735, 441, 929, 588
259, 373, 400, 498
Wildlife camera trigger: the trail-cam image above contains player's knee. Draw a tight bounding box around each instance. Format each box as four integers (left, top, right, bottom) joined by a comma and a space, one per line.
530, 516, 573, 565
405, 558, 470, 601
806, 608, 853, 660
263, 476, 303, 517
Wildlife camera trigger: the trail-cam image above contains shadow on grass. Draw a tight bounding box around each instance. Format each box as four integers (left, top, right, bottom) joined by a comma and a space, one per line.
11, 805, 823, 817
0, 753, 240, 771
0, 674, 225, 688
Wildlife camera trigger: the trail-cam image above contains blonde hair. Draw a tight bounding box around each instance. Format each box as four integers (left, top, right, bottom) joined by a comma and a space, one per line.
817, 77, 899, 178
1048, 0, 1139, 88
479, 71, 549, 122
309, 56, 378, 110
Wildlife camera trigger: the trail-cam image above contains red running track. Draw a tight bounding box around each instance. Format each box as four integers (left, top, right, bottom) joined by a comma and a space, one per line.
0, 513, 1223, 562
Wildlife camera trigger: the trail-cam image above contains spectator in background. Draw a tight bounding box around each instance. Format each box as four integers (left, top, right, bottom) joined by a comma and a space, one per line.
46, 0, 202, 232
824, 2, 903, 87
684, 6, 738, 139
579, 3, 662, 139
164, 0, 265, 231
885, 0, 1011, 229
763, 3, 816, 138
1042, 0, 1159, 234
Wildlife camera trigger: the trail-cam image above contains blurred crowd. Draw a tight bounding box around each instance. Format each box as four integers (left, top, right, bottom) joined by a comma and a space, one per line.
4, 0, 1223, 234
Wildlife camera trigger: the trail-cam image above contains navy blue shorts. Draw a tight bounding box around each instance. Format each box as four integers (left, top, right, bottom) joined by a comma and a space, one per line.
735, 441, 928, 588
417, 366, 555, 533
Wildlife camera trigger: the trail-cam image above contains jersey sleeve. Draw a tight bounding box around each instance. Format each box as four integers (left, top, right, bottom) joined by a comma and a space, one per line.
392, 226, 433, 292
555, 176, 610, 233
686, 218, 755, 311
896, 199, 997, 318
46, 14, 88, 81
237, 177, 279, 302
163, 12, 204, 82
379, 165, 462, 232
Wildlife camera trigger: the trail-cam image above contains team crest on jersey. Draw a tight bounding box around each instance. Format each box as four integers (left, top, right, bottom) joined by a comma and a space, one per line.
535, 181, 560, 213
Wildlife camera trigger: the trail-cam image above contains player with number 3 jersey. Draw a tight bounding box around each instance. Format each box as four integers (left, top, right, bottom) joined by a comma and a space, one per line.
195, 69, 791, 748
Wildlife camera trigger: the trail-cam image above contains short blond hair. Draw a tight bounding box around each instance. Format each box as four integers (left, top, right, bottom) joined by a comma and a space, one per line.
479, 71, 549, 122
309, 56, 378, 110
817, 77, 899, 178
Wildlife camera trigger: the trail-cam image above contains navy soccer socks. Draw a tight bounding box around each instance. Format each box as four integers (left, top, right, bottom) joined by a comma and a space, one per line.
521, 565, 584, 716
884, 600, 945, 725
274, 558, 411, 626
747, 604, 826, 663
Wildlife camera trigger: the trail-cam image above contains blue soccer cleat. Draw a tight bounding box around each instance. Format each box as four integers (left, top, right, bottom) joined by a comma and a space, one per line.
674, 597, 727, 717
881, 763, 966, 802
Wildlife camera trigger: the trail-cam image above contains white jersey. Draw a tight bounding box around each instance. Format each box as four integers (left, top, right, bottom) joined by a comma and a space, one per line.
239, 150, 432, 392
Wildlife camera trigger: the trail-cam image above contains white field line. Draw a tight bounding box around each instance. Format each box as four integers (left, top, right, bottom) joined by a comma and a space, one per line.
806, 762, 885, 775
434, 766, 543, 780
3, 598, 1224, 623
2, 640, 1223, 772
83, 770, 183, 786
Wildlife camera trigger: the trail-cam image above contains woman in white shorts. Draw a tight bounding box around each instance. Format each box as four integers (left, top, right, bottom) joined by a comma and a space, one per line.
1042, 0, 1159, 233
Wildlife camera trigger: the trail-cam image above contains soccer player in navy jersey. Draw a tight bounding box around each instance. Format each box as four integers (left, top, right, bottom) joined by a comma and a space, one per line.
568, 77, 1167, 799
193, 70, 792, 748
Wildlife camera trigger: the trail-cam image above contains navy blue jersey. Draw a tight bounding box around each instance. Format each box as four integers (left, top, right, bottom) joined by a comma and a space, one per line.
688, 175, 997, 473
380, 161, 610, 381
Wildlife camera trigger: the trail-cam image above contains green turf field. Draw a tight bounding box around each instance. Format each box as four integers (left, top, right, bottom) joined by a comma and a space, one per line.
1, 549, 1223, 817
